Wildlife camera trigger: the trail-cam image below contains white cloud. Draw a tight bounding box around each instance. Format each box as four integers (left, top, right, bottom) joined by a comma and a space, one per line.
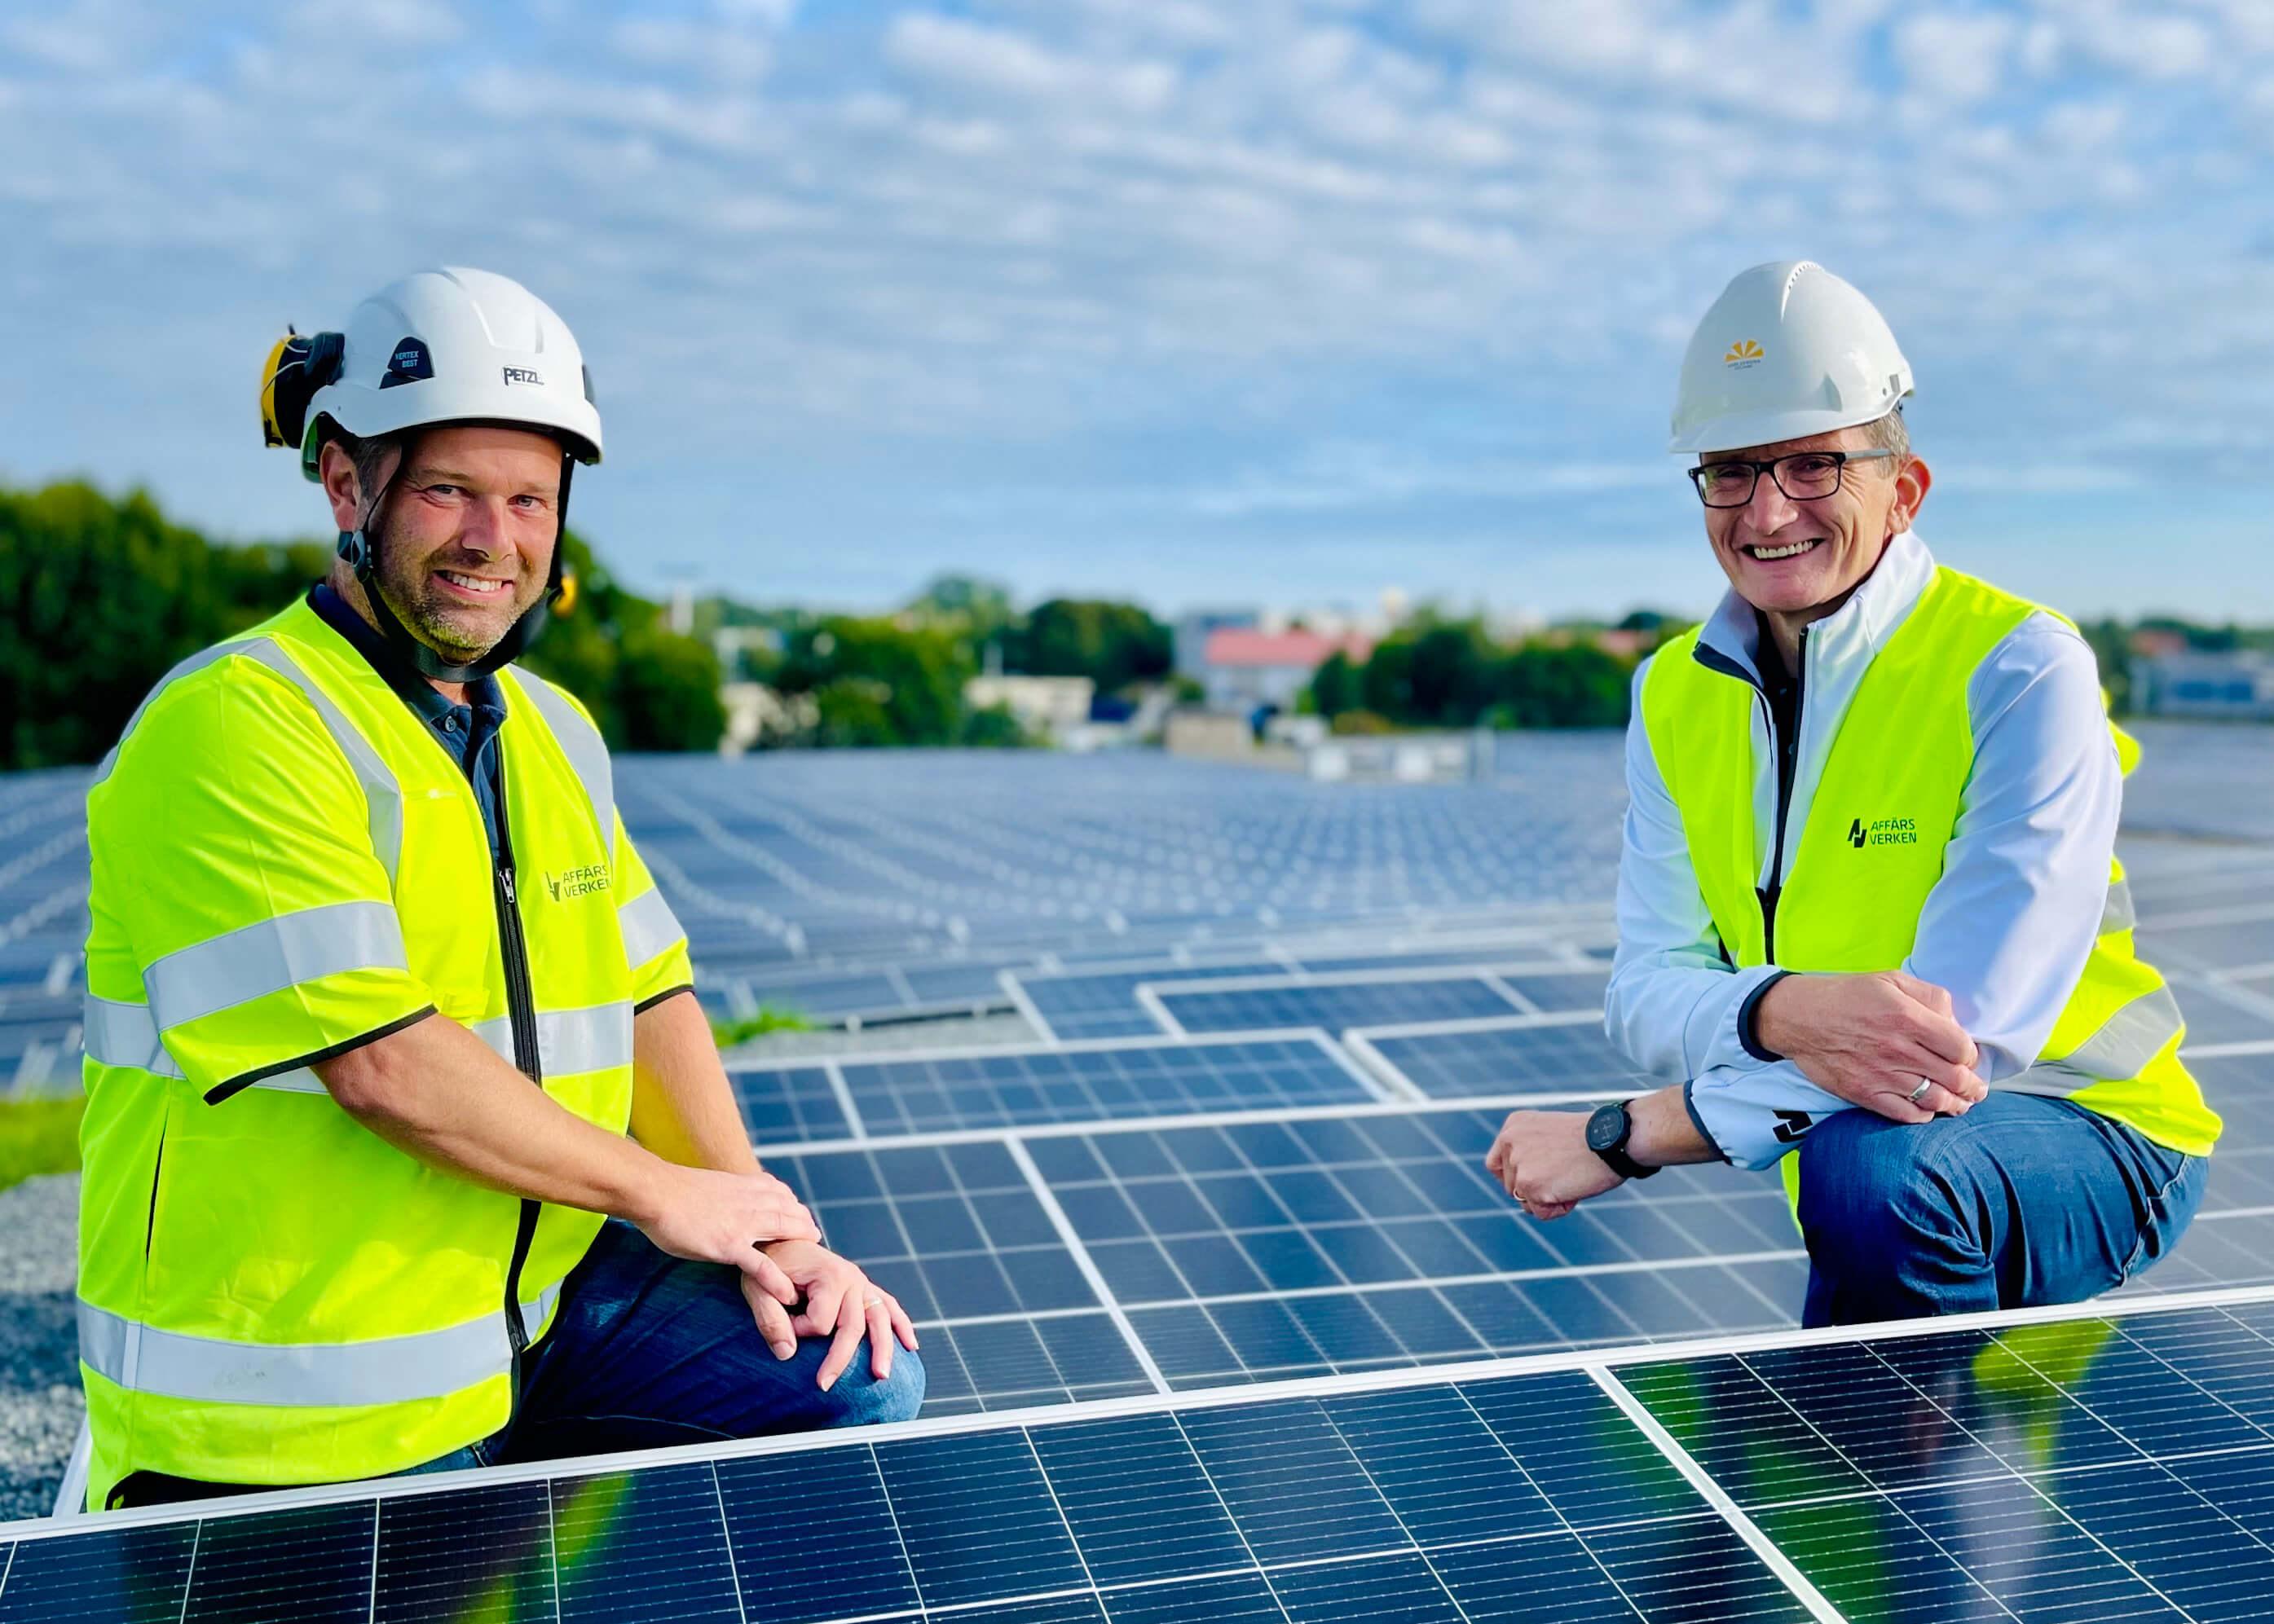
1893, 12, 2013, 105
1, 0, 2270, 613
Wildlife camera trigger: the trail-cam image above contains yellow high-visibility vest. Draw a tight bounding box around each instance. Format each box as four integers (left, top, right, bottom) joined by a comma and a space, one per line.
1640, 566, 2219, 1177
79, 593, 693, 1509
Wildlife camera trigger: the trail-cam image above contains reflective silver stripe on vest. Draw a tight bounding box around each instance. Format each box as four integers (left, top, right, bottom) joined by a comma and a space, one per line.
78, 1285, 558, 1408
92, 640, 256, 785
143, 900, 408, 1030
2100, 878, 2137, 936
2029, 982, 2185, 1093
512, 672, 616, 865
619, 887, 685, 969
231, 1003, 632, 1096
82, 995, 181, 1076
86, 996, 326, 1090
231, 640, 407, 887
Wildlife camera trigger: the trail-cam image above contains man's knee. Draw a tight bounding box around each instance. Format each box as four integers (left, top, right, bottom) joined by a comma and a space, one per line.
823, 1347, 925, 1428
1796, 1108, 1931, 1227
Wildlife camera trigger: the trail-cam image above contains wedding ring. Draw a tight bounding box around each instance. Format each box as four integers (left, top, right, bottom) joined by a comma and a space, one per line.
1906, 1077, 1934, 1105
864, 1295, 885, 1309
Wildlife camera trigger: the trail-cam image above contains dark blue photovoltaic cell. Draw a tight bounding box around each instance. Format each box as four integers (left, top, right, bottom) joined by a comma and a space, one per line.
1174, 1401, 1406, 1565
1025, 1415, 1250, 1585
873, 1432, 1087, 1606
727, 1065, 850, 1144
375, 1481, 555, 1622
0, 1521, 196, 1623
714, 1450, 919, 1624
1153, 977, 1522, 1036
550, 1464, 741, 1622
1318, 1384, 1561, 1547
181, 1501, 374, 1623
1429, 1534, 1640, 1622
1015, 962, 1279, 1042
1100, 1571, 1286, 1622
1267, 1551, 1465, 1622
1582, 1517, 1812, 1623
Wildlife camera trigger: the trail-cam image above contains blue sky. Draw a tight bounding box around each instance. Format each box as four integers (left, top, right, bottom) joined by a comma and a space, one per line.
4, 0, 2272, 623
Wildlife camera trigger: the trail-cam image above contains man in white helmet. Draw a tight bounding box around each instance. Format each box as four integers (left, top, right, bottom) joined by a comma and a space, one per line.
77, 268, 919, 1511
1484, 261, 2219, 1325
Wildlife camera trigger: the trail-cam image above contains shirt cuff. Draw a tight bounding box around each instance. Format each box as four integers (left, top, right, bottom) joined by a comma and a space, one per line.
1687, 1063, 1850, 1171
1737, 970, 1794, 1063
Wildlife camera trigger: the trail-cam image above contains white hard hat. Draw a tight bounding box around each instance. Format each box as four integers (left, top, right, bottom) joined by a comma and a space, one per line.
267, 266, 603, 478
1668, 261, 1912, 456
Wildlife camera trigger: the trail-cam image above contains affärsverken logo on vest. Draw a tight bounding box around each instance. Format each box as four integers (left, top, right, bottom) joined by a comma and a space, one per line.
1848, 816, 1919, 849
545, 863, 612, 901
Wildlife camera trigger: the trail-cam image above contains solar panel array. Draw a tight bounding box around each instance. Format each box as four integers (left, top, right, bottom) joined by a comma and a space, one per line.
11, 1294, 2274, 1622
7, 727, 2274, 1621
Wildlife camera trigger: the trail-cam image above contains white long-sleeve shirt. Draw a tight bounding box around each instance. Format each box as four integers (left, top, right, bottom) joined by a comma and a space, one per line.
1606, 530, 2123, 1169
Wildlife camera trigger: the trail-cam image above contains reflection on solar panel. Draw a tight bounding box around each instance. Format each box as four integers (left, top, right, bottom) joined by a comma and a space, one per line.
1346, 1013, 1651, 1099
1025, 1108, 1804, 1386
18, 1293, 2274, 1623
729, 1034, 1383, 1142
1142, 970, 1529, 1036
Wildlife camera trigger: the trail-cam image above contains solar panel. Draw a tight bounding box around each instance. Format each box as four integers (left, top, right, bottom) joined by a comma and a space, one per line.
23, 1292, 2274, 1624
1141, 970, 1529, 1037
1006, 960, 1285, 1042
1020, 1107, 1805, 1385
757, 1137, 1153, 1415
729, 1034, 1384, 1142
1346, 1013, 1650, 1098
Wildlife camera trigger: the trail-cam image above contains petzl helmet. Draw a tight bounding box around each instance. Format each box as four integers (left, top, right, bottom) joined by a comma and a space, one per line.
258, 267, 602, 680
1668, 260, 1911, 456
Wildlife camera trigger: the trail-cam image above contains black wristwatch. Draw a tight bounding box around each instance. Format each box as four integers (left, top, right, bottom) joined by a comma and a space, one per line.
1584, 1099, 1659, 1182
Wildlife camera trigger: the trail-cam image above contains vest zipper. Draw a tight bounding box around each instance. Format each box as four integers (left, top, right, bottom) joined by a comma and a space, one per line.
1759, 626, 1809, 963
488, 760, 545, 1389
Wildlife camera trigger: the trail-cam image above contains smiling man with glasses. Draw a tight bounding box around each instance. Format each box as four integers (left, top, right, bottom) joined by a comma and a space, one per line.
1484, 260, 2220, 1327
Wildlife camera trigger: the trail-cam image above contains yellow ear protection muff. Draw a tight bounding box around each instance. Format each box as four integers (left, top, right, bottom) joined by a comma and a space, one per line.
258, 328, 345, 451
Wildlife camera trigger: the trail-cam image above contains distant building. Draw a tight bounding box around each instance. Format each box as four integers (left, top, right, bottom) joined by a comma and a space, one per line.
965, 674, 1096, 740
1198, 627, 1374, 714
2132, 651, 2274, 719
1174, 610, 1260, 679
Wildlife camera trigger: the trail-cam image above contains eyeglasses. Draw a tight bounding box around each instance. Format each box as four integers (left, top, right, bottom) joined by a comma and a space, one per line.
1687, 449, 1894, 508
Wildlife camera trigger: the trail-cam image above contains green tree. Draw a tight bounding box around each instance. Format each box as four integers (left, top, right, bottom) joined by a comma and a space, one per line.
776, 616, 974, 746
1307, 650, 1363, 719
0, 482, 321, 770
518, 530, 727, 752
1009, 599, 1171, 693
1495, 640, 1632, 728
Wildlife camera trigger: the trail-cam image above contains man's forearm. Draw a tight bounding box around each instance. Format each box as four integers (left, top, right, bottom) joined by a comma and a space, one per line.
316, 1012, 673, 1221
628, 988, 761, 1176
1628, 1085, 1719, 1166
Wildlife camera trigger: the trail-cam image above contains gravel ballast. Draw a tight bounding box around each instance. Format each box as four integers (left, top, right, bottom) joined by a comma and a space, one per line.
0, 1172, 81, 1522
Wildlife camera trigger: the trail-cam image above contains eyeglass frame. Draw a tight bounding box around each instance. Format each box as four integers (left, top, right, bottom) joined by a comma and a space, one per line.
1686, 448, 1896, 508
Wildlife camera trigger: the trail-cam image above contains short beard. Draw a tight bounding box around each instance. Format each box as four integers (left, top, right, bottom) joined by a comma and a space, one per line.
367, 521, 534, 664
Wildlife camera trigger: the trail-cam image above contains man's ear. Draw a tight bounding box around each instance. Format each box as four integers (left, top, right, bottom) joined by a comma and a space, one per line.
1889, 456, 1932, 535
318, 440, 364, 535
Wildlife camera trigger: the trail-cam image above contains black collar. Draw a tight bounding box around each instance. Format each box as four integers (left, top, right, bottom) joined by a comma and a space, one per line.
309, 584, 504, 728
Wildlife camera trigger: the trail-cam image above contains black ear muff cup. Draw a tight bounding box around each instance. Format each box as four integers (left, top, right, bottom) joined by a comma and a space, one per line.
259, 329, 346, 451
305, 331, 345, 390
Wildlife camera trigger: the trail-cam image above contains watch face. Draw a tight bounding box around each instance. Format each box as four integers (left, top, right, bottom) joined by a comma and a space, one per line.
1585, 1104, 1624, 1153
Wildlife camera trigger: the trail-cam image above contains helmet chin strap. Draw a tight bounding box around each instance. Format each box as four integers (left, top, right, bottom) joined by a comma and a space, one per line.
337, 454, 575, 684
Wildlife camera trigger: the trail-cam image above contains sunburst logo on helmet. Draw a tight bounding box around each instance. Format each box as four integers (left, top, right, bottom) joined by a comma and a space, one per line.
1724, 339, 1764, 368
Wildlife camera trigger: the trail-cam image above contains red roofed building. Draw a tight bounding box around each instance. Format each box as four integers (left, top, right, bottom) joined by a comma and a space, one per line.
1199, 627, 1373, 713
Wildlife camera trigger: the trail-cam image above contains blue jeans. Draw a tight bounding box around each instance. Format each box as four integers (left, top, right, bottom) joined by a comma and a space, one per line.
1795, 1091, 2207, 1327
416, 1218, 927, 1474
